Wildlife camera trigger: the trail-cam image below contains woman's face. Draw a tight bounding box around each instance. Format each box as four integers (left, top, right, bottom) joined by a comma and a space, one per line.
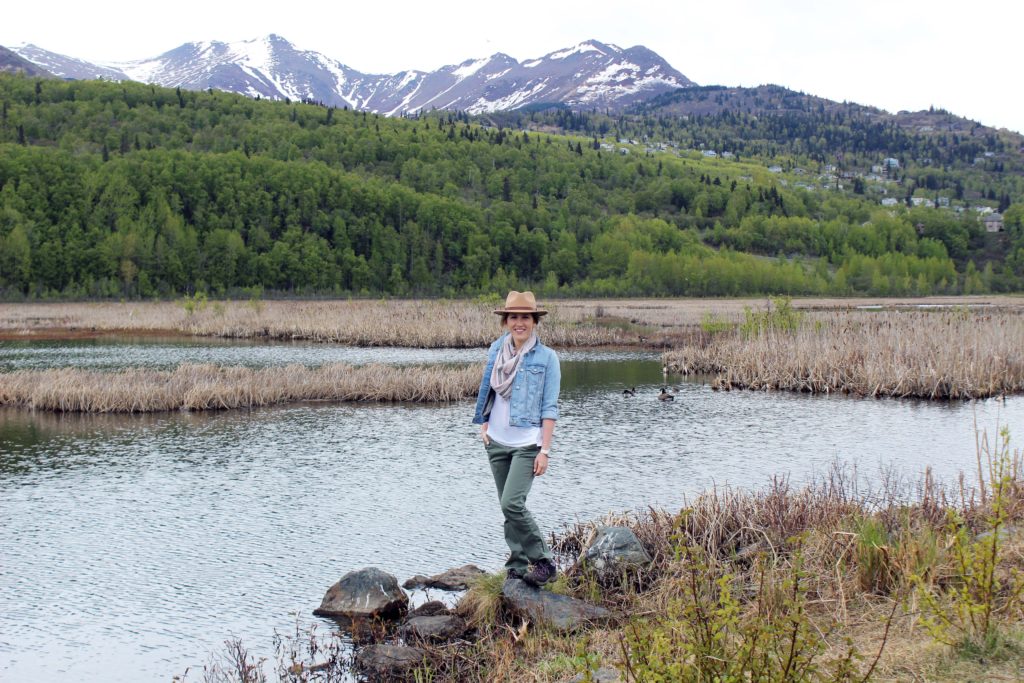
505, 313, 536, 347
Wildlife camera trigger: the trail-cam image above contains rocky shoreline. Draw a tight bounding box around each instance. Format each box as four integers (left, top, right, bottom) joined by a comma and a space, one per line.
310, 526, 649, 680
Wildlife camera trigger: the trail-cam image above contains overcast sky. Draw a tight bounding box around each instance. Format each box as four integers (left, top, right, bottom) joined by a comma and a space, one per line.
4, 0, 1022, 133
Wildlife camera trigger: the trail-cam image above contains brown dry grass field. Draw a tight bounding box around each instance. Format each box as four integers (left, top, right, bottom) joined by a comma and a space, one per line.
3, 295, 1024, 346
0, 363, 480, 412
666, 307, 1024, 399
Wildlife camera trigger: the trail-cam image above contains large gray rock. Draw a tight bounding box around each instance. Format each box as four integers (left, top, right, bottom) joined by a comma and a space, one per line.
403, 564, 487, 591
313, 567, 408, 621
502, 578, 613, 632
399, 614, 467, 643
580, 526, 652, 578
354, 644, 425, 680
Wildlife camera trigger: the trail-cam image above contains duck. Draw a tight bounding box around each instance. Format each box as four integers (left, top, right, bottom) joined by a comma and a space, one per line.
658, 387, 675, 401
622, 387, 636, 397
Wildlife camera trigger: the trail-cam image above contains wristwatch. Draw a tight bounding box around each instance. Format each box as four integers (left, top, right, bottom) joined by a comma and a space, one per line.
539, 449, 550, 456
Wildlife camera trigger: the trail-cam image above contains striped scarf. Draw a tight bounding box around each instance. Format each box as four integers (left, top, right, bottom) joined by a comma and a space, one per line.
489, 333, 537, 399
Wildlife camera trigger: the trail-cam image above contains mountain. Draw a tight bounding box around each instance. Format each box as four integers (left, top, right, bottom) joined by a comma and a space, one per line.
10, 36, 693, 114
0, 45, 53, 77
11, 43, 125, 80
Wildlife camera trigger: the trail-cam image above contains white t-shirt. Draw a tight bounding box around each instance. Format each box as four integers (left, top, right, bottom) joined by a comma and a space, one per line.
487, 391, 542, 448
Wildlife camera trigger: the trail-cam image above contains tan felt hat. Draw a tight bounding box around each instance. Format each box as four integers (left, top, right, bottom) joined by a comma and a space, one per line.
493, 290, 548, 316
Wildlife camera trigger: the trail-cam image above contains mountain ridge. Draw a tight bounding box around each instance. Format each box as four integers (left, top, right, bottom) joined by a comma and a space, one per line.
9, 36, 694, 115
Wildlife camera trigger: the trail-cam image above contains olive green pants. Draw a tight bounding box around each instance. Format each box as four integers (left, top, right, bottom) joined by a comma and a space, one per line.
486, 442, 553, 573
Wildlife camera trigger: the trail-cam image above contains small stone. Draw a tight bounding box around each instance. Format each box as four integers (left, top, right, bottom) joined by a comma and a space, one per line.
354, 644, 425, 680
403, 564, 487, 591
399, 614, 467, 643
570, 667, 621, 682
313, 567, 408, 621
409, 600, 450, 617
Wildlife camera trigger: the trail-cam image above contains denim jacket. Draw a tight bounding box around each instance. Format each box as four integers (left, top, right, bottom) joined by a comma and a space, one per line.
472, 334, 560, 427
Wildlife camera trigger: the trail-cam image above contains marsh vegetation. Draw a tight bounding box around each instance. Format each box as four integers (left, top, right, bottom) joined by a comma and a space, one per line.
0, 363, 480, 412
665, 302, 1024, 399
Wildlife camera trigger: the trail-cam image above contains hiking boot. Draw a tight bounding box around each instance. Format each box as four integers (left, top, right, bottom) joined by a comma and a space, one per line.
506, 568, 525, 580
523, 559, 557, 587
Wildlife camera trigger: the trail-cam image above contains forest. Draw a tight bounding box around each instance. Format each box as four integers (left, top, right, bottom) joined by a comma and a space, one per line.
0, 74, 1022, 299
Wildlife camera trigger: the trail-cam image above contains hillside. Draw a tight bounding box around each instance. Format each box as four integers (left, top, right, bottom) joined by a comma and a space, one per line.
0, 46, 51, 77
487, 85, 1024, 209
0, 74, 1021, 299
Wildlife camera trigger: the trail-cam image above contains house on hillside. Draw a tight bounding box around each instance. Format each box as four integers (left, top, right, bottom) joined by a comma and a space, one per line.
881, 198, 899, 207
882, 157, 900, 170
984, 213, 1004, 233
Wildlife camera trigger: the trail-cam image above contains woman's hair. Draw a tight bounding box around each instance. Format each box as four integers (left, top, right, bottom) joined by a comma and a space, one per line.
500, 312, 541, 325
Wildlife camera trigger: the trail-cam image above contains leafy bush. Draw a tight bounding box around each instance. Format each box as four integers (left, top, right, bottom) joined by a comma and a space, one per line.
914, 427, 1024, 650
622, 540, 866, 682
740, 296, 804, 338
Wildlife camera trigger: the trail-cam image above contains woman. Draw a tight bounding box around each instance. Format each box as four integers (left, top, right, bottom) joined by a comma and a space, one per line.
472, 290, 560, 586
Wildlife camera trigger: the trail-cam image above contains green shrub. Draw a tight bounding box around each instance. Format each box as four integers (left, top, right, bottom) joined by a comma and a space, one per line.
700, 312, 735, 335
740, 296, 804, 338
622, 541, 865, 682
913, 427, 1024, 649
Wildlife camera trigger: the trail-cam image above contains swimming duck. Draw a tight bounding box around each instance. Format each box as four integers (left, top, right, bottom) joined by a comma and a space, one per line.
622, 387, 636, 397
658, 387, 675, 401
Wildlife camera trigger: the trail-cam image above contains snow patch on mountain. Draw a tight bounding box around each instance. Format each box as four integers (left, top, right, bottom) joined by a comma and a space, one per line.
12, 36, 695, 114
452, 56, 491, 79
549, 42, 606, 60
471, 81, 550, 113
588, 62, 641, 84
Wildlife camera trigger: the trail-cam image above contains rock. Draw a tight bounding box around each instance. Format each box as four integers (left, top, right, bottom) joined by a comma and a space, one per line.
733, 540, 766, 562
403, 564, 487, 591
399, 614, 467, 643
409, 600, 450, 617
354, 644, 425, 680
313, 567, 408, 621
569, 667, 621, 682
580, 526, 652, 578
502, 578, 613, 632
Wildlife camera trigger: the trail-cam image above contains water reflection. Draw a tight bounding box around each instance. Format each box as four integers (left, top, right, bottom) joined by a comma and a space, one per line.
0, 338, 656, 371
1, 353, 1023, 682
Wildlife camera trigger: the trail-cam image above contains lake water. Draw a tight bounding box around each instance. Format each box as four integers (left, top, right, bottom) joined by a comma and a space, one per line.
1, 339, 1022, 681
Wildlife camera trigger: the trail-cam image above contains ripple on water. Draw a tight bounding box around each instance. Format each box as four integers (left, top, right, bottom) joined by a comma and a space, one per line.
1, 352, 1023, 681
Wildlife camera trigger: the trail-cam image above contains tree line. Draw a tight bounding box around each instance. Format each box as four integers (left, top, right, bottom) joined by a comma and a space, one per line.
0, 74, 1021, 299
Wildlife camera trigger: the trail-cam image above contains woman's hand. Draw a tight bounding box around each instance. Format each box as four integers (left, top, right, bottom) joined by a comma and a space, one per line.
480, 424, 490, 446
534, 452, 549, 476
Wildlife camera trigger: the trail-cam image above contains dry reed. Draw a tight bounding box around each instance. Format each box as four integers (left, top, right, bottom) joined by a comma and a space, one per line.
664, 309, 1024, 399
6, 296, 1024, 348
0, 363, 480, 412
0, 299, 634, 347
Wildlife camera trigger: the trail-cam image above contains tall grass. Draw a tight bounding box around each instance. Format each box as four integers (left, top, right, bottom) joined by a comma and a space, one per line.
0, 363, 480, 412
0, 299, 633, 347
665, 309, 1024, 399
6, 296, 1023, 348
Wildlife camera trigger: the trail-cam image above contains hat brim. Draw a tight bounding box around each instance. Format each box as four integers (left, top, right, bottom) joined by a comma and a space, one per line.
493, 308, 548, 316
